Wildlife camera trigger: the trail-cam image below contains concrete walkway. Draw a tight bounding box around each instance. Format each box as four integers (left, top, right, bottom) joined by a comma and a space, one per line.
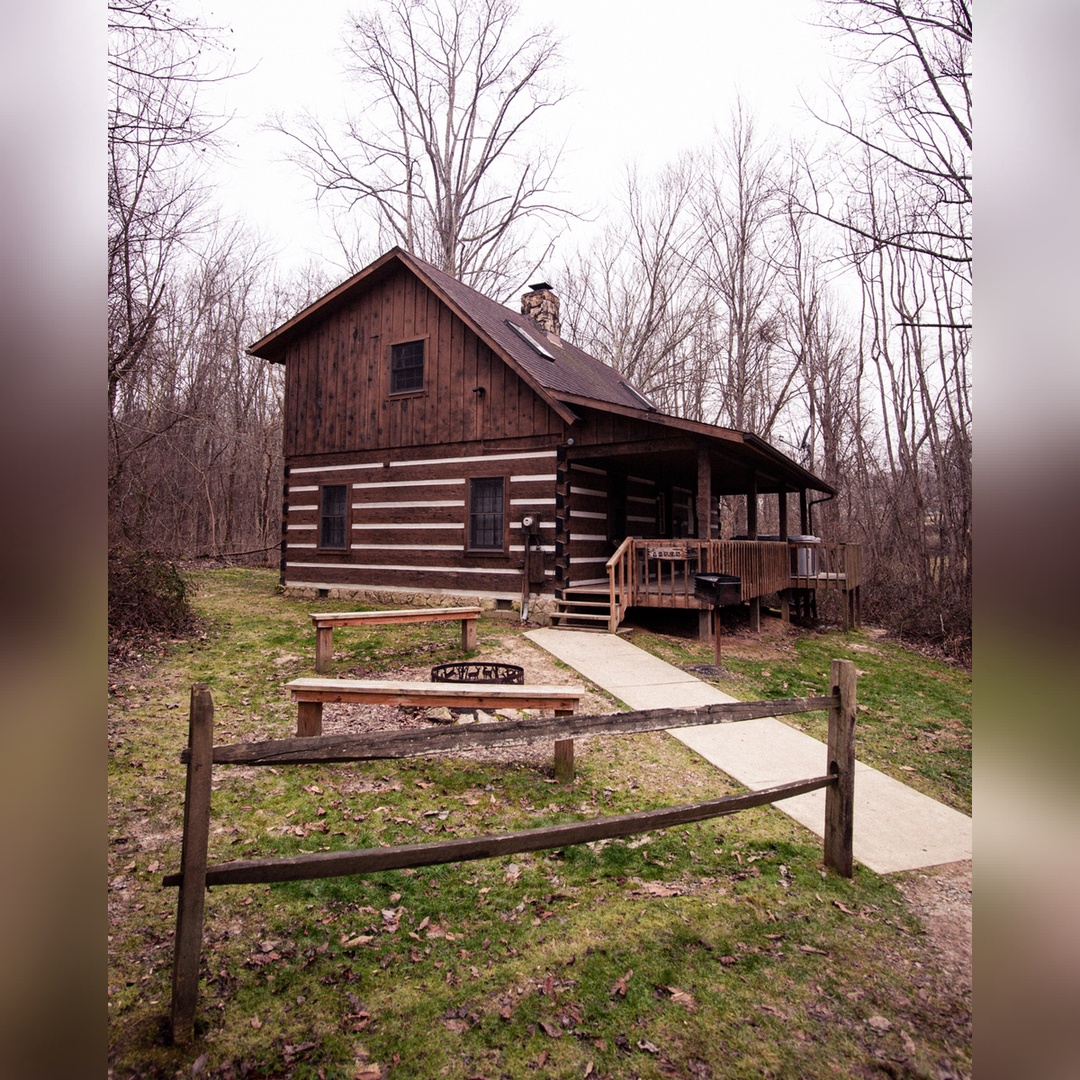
525, 628, 971, 875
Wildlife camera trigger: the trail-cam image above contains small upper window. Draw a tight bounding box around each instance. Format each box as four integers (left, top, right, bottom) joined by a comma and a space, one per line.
390, 340, 425, 394
319, 484, 348, 549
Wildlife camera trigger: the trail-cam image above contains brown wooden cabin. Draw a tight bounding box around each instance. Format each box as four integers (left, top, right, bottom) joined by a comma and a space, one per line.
249, 247, 861, 637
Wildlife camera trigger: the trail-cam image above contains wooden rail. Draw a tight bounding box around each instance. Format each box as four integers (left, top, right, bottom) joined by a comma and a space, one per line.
605, 539, 862, 628
164, 663, 857, 1043
606, 536, 635, 631
311, 606, 481, 672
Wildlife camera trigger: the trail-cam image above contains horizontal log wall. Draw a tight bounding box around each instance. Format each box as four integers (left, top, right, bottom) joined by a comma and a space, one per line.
567, 463, 610, 586
625, 474, 661, 540
283, 446, 558, 597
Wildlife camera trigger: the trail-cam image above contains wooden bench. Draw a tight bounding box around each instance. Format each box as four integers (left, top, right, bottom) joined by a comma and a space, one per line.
286, 677, 586, 780
310, 607, 482, 672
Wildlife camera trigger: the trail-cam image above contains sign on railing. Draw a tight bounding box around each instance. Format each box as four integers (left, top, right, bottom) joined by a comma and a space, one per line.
645, 543, 691, 559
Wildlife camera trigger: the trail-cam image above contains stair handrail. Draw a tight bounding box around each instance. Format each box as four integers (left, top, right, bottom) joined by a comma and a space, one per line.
606, 536, 635, 632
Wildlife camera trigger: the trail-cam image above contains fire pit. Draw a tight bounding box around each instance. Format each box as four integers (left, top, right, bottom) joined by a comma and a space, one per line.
430, 662, 525, 685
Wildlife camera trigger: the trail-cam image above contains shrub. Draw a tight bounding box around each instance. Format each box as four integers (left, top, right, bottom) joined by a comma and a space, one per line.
108, 549, 195, 641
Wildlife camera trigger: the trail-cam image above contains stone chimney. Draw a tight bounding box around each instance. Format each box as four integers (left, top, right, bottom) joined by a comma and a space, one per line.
520, 281, 561, 338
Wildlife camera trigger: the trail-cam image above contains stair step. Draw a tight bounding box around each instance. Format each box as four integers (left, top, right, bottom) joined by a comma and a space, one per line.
552, 611, 610, 623
554, 599, 610, 609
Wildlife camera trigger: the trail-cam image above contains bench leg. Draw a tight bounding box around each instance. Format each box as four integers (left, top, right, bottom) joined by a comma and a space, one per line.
297, 701, 323, 737
315, 626, 334, 673
553, 708, 574, 784
461, 617, 477, 652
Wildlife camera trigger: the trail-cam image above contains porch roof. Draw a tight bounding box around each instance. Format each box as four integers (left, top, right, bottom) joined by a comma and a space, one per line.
564, 404, 835, 497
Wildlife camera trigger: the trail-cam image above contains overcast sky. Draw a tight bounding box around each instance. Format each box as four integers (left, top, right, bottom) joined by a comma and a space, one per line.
203, 0, 838, 282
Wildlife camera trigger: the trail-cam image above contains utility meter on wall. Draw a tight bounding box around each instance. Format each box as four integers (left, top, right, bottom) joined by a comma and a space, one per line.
520, 514, 539, 534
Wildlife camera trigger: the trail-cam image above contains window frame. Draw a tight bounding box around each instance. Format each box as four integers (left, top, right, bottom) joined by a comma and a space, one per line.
318, 483, 350, 551
467, 476, 507, 554
388, 336, 427, 396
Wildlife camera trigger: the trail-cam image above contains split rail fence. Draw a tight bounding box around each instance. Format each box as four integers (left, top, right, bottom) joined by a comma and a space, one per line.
164, 660, 857, 1043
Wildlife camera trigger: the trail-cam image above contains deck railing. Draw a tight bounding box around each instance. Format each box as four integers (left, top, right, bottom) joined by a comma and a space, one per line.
606, 538, 863, 630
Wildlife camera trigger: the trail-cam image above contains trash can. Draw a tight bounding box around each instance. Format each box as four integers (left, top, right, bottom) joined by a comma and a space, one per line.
788, 535, 820, 576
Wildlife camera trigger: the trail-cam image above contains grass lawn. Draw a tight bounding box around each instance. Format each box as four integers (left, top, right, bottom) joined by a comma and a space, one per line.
108, 569, 971, 1079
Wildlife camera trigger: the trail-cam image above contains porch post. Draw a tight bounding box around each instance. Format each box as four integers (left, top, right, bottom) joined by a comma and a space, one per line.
799, 489, 809, 534
746, 473, 758, 538
778, 488, 790, 624
697, 446, 712, 643
747, 472, 760, 633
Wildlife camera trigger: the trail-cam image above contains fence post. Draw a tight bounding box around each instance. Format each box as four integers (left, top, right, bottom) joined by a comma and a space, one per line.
554, 707, 575, 784
824, 659, 856, 877
170, 684, 215, 1044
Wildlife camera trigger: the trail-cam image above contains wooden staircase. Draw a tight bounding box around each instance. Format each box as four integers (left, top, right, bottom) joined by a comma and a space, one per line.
550, 586, 614, 631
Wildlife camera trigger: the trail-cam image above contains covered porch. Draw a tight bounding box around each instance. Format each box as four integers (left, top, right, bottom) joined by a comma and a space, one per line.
550, 419, 860, 636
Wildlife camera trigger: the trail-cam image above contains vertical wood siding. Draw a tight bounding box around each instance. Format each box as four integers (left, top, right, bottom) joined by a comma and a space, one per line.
282, 265, 564, 458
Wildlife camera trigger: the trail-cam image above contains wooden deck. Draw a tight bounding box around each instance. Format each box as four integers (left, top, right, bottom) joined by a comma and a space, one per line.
601, 538, 863, 631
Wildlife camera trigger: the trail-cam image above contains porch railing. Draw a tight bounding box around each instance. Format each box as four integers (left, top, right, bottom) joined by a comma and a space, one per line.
606, 538, 862, 631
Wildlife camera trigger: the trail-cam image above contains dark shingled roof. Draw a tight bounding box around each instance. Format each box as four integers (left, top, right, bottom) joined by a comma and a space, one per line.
406, 251, 655, 413
248, 246, 652, 413
248, 247, 834, 495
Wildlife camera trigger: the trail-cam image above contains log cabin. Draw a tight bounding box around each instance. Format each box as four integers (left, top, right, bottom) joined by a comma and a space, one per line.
249, 247, 861, 635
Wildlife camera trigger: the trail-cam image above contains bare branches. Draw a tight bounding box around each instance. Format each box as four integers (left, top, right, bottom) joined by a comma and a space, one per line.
808, 0, 971, 267
274, 0, 574, 297
108, 0, 234, 411
803, 4, 971, 645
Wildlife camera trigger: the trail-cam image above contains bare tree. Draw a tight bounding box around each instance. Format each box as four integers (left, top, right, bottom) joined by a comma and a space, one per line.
108, 226, 318, 559
108, 1, 232, 413
808, 0, 971, 281
274, 0, 574, 298
560, 160, 709, 417
778, 188, 862, 510
803, 0, 972, 652
694, 105, 801, 438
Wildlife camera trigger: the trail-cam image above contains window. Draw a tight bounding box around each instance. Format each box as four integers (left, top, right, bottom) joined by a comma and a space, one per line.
319, 484, 348, 549
468, 477, 505, 552
390, 339, 425, 394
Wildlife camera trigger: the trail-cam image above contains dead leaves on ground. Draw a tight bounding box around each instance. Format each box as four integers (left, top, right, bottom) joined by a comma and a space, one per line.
832, 898, 882, 921
659, 985, 697, 1012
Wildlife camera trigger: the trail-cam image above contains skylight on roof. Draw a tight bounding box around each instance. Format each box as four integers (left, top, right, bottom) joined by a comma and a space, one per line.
621, 381, 656, 411
506, 319, 555, 361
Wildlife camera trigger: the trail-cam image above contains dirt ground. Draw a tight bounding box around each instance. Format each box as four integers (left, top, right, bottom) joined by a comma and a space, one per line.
320, 618, 972, 990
